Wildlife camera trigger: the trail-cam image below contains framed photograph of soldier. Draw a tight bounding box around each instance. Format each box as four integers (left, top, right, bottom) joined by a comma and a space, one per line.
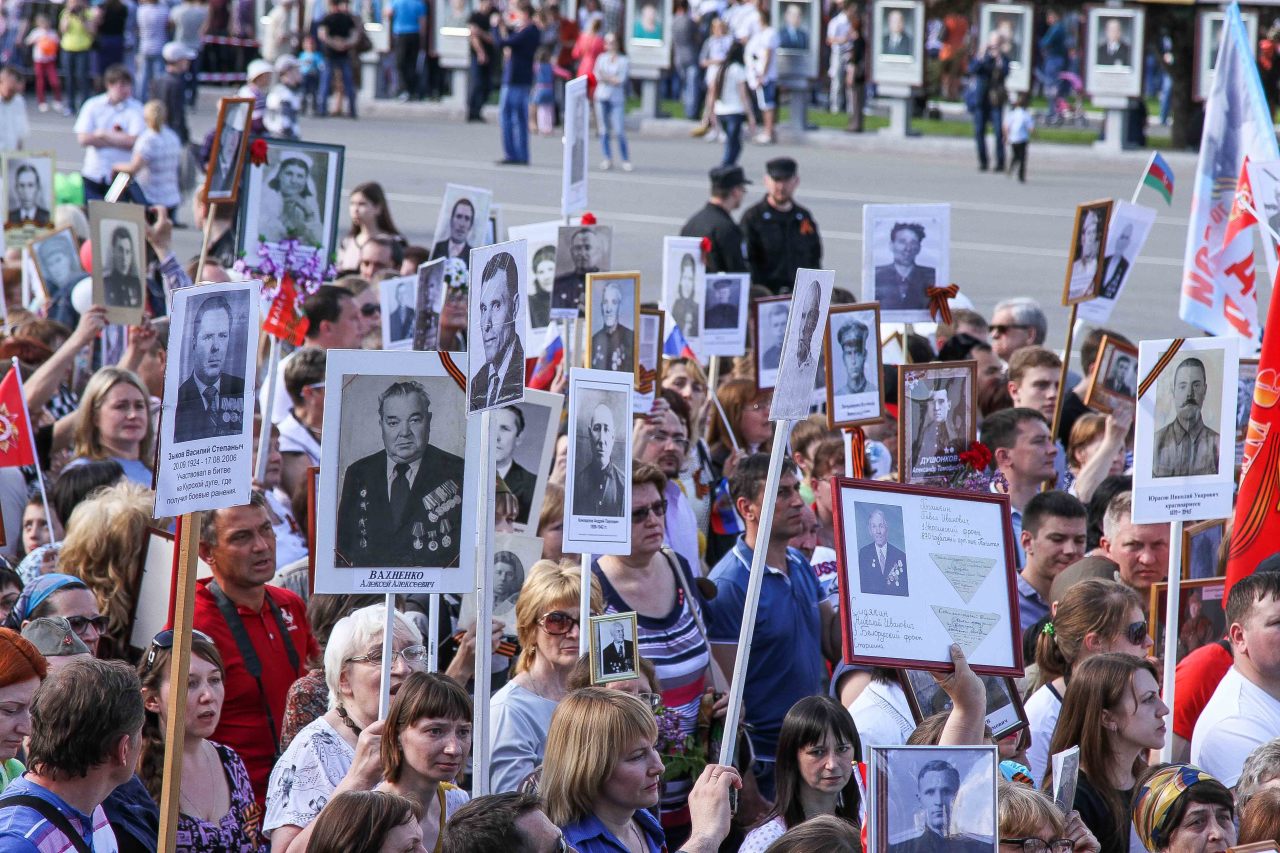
1236, 358, 1259, 467
773, 0, 820, 79
770, 269, 834, 422
662, 236, 704, 350
898, 361, 977, 487
87, 200, 147, 326
899, 669, 1027, 740
563, 367, 634, 555
27, 227, 87, 301
201, 96, 254, 203
1182, 518, 1225, 580
1076, 201, 1157, 327
1195, 9, 1258, 102
1132, 336, 1238, 524
495, 389, 563, 533
459, 532, 544, 630
700, 273, 749, 356
380, 273, 419, 351
552, 224, 613, 320
977, 3, 1032, 92
467, 239, 528, 414
635, 308, 665, 414
508, 220, 561, 337
314, 349, 479, 595
563, 76, 590, 217
1083, 334, 1138, 416
832, 478, 1022, 675
430, 183, 492, 267
238, 139, 345, 268
625, 0, 672, 67
825, 303, 884, 429
154, 280, 259, 515
869, 0, 925, 88
1061, 199, 1113, 307
861, 203, 950, 323
2, 152, 56, 250
589, 611, 640, 685
754, 295, 791, 391
1085, 6, 1145, 100
412, 258, 448, 352
1149, 577, 1227, 664
585, 271, 640, 380
129, 528, 213, 654
866, 744, 998, 853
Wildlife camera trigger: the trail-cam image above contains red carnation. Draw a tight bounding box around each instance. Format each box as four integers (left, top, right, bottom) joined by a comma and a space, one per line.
700, 236, 712, 255
958, 441, 992, 471
249, 138, 268, 166
581, 211, 598, 225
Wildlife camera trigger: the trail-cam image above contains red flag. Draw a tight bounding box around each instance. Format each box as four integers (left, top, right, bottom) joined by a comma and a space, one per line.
1223, 156, 1258, 251
1225, 262, 1280, 597
262, 274, 310, 345
0, 370, 35, 468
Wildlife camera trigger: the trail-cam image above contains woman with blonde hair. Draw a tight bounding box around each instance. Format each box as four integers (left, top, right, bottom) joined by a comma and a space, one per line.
112, 99, 183, 216
997, 781, 1099, 853
58, 480, 155, 660
705, 378, 773, 469
67, 367, 154, 487
489, 559, 603, 793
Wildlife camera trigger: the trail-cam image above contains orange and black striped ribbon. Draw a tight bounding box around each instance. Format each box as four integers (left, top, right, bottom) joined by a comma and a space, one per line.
439, 352, 468, 391
1137, 338, 1186, 400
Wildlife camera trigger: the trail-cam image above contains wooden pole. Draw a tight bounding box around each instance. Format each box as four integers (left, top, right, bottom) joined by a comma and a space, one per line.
1159, 520, 1185, 763
471, 409, 496, 796
156, 511, 202, 853
195, 204, 217, 282
717, 420, 795, 767
1050, 304, 1079, 445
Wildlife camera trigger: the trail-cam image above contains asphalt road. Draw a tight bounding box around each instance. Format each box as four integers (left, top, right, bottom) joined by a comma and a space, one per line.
26, 100, 1222, 351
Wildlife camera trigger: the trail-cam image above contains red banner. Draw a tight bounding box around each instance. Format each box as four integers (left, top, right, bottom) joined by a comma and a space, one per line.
262, 275, 309, 345
0, 370, 35, 468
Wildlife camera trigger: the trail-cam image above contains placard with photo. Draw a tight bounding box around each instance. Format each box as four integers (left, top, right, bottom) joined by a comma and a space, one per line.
154, 281, 259, 516
635, 308, 665, 414
495, 388, 564, 533
552, 224, 613, 320
1236, 358, 1258, 468
978, 3, 1032, 92
700, 272, 749, 357
238, 138, 344, 269
1061, 199, 1113, 306
467, 239, 528, 413
589, 611, 641, 684
1076, 202, 1157, 327
412, 258, 447, 352
770, 269, 834, 422
870, 0, 925, 88
563, 76, 590, 217
430, 183, 493, 265
27, 227, 87, 302
509, 220, 562, 338
2, 152, 56, 250
202, 96, 254, 203
825, 303, 884, 429
1196, 9, 1258, 102
663, 236, 704, 350
833, 478, 1022, 674
88, 200, 147, 325
1182, 518, 1225, 580
1083, 334, 1138, 416
1051, 747, 1080, 816
625, 0, 672, 67
867, 745, 998, 852
563, 367, 634, 555
1133, 337, 1238, 523
380, 273, 419, 351
585, 271, 640, 381
773, 0, 820, 78
861, 203, 950, 323
1150, 577, 1226, 663
458, 531, 544, 632
899, 361, 976, 486
900, 669, 1027, 740
1086, 6, 1145, 100
315, 349, 479, 594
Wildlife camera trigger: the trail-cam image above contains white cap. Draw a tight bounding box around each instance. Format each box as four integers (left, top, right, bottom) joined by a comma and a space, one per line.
246, 59, 275, 83
162, 41, 198, 63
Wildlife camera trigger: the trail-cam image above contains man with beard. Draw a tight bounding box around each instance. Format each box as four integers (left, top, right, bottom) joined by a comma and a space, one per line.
888, 761, 989, 853
431, 197, 476, 261
494, 405, 536, 524
589, 278, 634, 372
7, 163, 51, 226
573, 399, 626, 517
174, 294, 245, 442
470, 251, 524, 410
874, 221, 934, 311
552, 227, 603, 315
1153, 357, 1220, 478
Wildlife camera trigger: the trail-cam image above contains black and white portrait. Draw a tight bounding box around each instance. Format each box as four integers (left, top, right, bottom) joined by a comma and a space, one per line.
29, 228, 86, 300
571, 388, 629, 518
1063, 201, 1112, 306
590, 612, 640, 684
1152, 353, 1224, 479
664, 238, 703, 339
204, 98, 252, 202
89, 201, 148, 325
756, 297, 791, 390
509, 221, 560, 336
468, 241, 528, 414
1086, 8, 1144, 98
552, 224, 613, 319
4, 155, 54, 234
502, 389, 563, 533
431, 184, 492, 265
1084, 335, 1139, 417
854, 501, 908, 596
901, 364, 974, 485
381, 273, 418, 350
562, 76, 590, 216
703, 275, 741, 331
635, 309, 664, 412
493, 548, 528, 616
870, 745, 997, 853
863, 204, 950, 322
172, 290, 250, 444
588, 273, 638, 376
1102, 350, 1137, 399
771, 271, 833, 422
413, 259, 447, 352
827, 305, 882, 428
239, 140, 343, 267
1078, 202, 1157, 327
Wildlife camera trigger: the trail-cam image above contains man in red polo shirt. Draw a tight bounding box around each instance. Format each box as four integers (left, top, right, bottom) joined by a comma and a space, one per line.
192, 492, 319, 802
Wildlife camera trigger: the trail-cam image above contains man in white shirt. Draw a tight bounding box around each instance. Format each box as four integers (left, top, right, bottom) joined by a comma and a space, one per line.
746, 7, 778, 143
825, 3, 852, 113
73, 64, 146, 200
1190, 571, 1280, 786
0, 66, 30, 151
726, 0, 760, 42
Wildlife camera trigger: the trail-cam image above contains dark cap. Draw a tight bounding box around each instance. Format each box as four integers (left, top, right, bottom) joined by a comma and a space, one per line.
1049, 556, 1120, 608
710, 165, 752, 192
21, 616, 90, 658
765, 157, 798, 180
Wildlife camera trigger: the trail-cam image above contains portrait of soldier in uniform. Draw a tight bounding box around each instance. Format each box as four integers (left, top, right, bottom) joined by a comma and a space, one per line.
905, 373, 969, 483
1152, 357, 1221, 479
101, 224, 144, 311
589, 277, 636, 374
704, 276, 741, 330
173, 293, 247, 444
855, 504, 908, 596
553, 226, 611, 316
572, 392, 627, 517
887, 759, 991, 853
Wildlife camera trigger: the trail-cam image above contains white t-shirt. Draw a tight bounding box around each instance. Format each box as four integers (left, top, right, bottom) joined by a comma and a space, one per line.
0, 95, 29, 152
848, 678, 915, 755
1022, 681, 1062, 787
1006, 106, 1034, 144
1190, 666, 1280, 786
726, 1, 759, 41
826, 13, 851, 58
73, 94, 147, 182
713, 63, 749, 116
747, 26, 779, 84
263, 716, 354, 835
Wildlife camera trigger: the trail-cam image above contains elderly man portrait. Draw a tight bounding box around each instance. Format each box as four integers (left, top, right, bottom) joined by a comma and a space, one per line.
857, 506, 908, 596
174, 294, 245, 443
470, 251, 525, 410
590, 279, 634, 373
432, 197, 476, 261
388, 278, 416, 341
1153, 357, 1220, 478
573, 396, 626, 517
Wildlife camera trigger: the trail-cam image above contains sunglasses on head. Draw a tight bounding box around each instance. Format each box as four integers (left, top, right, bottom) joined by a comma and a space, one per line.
142, 627, 215, 676
1125, 620, 1148, 647
538, 611, 579, 636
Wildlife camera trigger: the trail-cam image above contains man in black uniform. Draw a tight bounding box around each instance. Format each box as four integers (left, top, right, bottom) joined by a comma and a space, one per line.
680, 166, 750, 274
741, 157, 822, 295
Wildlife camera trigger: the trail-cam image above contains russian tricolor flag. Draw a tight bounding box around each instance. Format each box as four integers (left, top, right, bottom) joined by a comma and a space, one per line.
527, 332, 564, 390
664, 323, 697, 360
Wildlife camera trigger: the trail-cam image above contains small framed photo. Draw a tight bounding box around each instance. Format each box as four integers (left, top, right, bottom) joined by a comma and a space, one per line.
1182, 518, 1226, 580
1062, 200, 1113, 306
978, 3, 1032, 92
1236, 358, 1259, 468
867, 744, 998, 852
1083, 334, 1138, 415
825, 303, 884, 429
625, 0, 672, 68
1077, 201, 1157, 327
496, 388, 564, 533
635, 308, 665, 413
3, 152, 56, 250
238, 138, 345, 268
508, 220, 561, 338
774, 0, 820, 79
412, 258, 448, 352
861, 203, 950, 323
562, 77, 590, 218
700, 273, 749, 357
899, 361, 977, 487
870, 0, 925, 88
563, 367, 634, 555
467, 239, 528, 413
899, 669, 1028, 740
833, 478, 1022, 675
770, 270, 834, 422
27, 227, 87, 302
1086, 5, 1145, 100
1195, 9, 1258, 102
88, 200, 148, 325
589, 611, 641, 684
552, 224, 613, 320
754, 295, 792, 391
1149, 577, 1226, 663
1133, 337, 1238, 523
663, 236, 704, 349
202, 96, 254, 203
585, 271, 640, 381
381, 272, 420, 351
1051, 747, 1080, 815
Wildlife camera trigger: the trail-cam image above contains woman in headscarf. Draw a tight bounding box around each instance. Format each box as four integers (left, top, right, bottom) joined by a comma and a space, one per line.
1131, 764, 1235, 853
261, 155, 323, 247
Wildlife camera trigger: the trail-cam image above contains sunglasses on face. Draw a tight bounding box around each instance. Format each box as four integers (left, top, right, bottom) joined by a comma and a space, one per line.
990, 323, 1032, 336
1125, 620, 1149, 647
631, 499, 668, 524
538, 611, 579, 636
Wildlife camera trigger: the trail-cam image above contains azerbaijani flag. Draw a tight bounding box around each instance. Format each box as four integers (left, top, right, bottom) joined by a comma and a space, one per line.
1143, 152, 1175, 206
526, 332, 563, 391
664, 323, 697, 360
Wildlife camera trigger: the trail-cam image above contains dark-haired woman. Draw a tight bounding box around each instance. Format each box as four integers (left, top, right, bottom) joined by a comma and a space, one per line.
306, 791, 425, 853
710, 40, 754, 166
337, 182, 402, 271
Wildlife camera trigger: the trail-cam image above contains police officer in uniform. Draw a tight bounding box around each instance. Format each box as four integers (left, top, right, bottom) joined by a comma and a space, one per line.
680, 166, 751, 274
336, 381, 465, 567
741, 157, 823, 295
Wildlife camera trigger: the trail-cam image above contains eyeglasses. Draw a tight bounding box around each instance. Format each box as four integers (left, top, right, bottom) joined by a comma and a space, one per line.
990, 323, 1032, 336
360, 303, 381, 317
347, 644, 429, 666
630, 499, 668, 524
142, 627, 215, 676
65, 614, 109, 638
638, 692, 662, 711
538, 611, 580, 636
1125, 620, 1149, 646
999, 839, 1073, 853
648, 430, 689, 453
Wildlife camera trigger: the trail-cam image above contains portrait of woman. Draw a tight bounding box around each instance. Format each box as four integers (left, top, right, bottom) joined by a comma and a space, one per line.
529, 244, 556, 331
261, 155, 324, 247
1065, 205, 1108, 304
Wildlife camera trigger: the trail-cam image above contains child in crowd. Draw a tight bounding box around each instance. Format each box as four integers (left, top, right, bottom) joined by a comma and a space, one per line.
238, 58, 273, 133
24, 15, 62, 112
298, 35, 324, 114
531, 45, 557, 136
152, 41, 195, 144
265, 54, 304, 139
1004, 93, 1034, 183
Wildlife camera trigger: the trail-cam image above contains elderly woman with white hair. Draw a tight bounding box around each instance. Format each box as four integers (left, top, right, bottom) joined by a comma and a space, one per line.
263, 603, 427, 853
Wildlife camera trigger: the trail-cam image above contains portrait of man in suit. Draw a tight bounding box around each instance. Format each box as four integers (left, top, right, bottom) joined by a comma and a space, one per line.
1153, 357, 1221, 478
1096, 17, 1132, 67
1099, 222, 1133, 300
761, 303, 789, 371
874, 222, 934, 311
336, 380, 465, 567
102, 225, 143, 310
704, 276, 741, 330
888, 760, 990, 853
431, 197, 475, 261
598, 619, 637, 678
1103, 352, 1135, 398
589, 278, 635, 373
495, 405, 537, 524
174, 293, 246, 444
469, 250, 525, 411
388, 278, 416, 343
881, 8, 912, 56
7, 163, 52, 227
855, 505, 908, 596
779, 3, 809, 50
553, 227, 604, 315
573, 395, 626, 517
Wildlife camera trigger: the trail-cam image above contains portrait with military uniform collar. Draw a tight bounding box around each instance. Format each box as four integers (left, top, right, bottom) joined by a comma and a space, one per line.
564, 368, 634, 556
585, 271, 640, 381
88, 200, 148, 325
899, 361, 976, 486
825, 303, 884, 429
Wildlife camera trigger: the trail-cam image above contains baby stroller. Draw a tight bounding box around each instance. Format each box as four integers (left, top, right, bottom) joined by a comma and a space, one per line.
1040, 70, 1088, 127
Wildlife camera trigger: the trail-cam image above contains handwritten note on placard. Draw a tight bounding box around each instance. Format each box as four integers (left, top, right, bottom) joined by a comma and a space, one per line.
851, 606, 926, 656
930, 554, 997, 604
920, 501, 1001, 550
931, 605, 1001, 655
